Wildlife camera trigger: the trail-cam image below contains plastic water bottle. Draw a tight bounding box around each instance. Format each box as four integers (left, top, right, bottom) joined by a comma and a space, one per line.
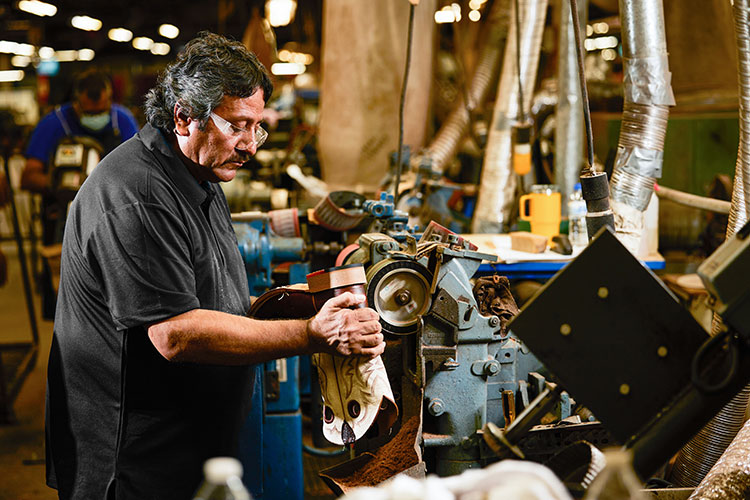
193, 457, 252, 500
568, 183, 588, 248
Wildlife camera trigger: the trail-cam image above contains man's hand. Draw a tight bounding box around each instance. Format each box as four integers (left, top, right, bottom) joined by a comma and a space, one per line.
307, 292, 384, 358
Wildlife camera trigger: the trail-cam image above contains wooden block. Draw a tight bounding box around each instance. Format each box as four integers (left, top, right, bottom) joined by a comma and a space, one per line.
509, 231, 548, 253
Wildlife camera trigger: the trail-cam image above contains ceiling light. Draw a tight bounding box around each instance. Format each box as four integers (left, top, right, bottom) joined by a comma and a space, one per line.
602, 48, 617, 61
11, 55, 30, 67
434, 9, 455, 24
469, 0, 482, 9
108, 28, 133, 42
55, 50, 78, 62
14, 43, 34, 56
38, 46, 54, 59
469, 9, 481, 21
266, 0, 297, 27
0, 41, 19, 54
77, 48, 95, 61
271, 62, 305, 76
132, 37, 154, 51
158, 24, 179, 39
151, 42, 170, 55
71, 15, 102, 31
18, 0, 56, 17
0, 70, 25, 82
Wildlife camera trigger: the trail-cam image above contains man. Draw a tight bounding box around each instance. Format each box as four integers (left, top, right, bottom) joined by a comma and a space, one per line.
45, 32, 384, 499
22, 69, 139, 192
22, 69, 139, 318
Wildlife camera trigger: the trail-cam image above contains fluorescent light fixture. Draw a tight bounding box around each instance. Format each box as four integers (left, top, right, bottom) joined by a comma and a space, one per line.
469, 9, 481, 21
266, 0, 296, 27
15, 43, 34, 56
271, 62, 305, 76
151, 42, 170, 55
593, 36, 618, 50
158, 24, 179, 39
0, 70, 25, 82
55, 50, 78, 62
11, 55, 31, 67
18, 0, 57, 17
434, 9, 455, 23
38, 46, 54, 59
71, 15, 102, 31
0, 41, 19, 54
132, 37, 154, 51
108, 28, 133, 42
77, 48, 95, 61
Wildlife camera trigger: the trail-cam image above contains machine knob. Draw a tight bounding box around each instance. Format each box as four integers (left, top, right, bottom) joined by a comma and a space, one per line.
395, 289, 412, 306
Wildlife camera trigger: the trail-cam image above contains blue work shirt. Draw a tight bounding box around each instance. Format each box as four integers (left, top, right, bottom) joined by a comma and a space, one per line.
25, 102, 139, 163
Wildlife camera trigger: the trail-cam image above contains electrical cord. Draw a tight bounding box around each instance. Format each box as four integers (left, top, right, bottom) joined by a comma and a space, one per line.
394, 3, 417, 204
568, 0, 595, 173
514, 0, 526, 123
690, 328, 741, 394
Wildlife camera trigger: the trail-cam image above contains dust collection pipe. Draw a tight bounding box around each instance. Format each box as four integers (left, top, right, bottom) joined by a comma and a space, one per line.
555, 0, 586, 216
609, 0, 675, 254
414, 0, 511, 175
669, 0, 750, 489
471, 0, 548, 233
688, 420, 750, 499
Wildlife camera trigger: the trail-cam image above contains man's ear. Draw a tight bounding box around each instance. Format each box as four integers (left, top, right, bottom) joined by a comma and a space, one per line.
173, 104, 191, 136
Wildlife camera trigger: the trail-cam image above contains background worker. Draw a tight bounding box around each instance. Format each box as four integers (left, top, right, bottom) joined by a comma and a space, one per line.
21, 69, 139, 318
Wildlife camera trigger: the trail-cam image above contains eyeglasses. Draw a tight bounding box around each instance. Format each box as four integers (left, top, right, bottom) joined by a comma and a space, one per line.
209, 112, 268, 148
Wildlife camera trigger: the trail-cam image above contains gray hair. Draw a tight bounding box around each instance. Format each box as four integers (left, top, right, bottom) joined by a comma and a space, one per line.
144, 31, 273, 133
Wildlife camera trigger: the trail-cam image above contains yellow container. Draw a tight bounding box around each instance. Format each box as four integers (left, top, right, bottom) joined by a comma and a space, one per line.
519, 185, 561, 242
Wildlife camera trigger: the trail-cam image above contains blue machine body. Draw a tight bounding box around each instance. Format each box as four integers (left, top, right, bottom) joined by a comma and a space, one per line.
234, 220, 307, 499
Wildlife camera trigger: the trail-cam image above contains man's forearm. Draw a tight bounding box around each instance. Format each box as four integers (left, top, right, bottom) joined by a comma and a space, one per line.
148, 308, 312, 365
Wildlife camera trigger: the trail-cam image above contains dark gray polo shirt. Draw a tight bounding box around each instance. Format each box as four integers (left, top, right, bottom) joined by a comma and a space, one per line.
46, 123, 253, 499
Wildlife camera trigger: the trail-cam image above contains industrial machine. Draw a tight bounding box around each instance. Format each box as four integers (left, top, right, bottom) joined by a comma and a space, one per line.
506, 222, 750, 487
317, 221, 580, 492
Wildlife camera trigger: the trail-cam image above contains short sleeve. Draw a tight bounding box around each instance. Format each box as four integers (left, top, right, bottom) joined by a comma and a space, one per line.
87, 202, 199, 330
25, 112, 66, 164
116, 106, 139, 141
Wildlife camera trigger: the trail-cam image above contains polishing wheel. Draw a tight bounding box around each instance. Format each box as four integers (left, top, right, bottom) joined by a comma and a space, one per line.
366, 259, 433, 335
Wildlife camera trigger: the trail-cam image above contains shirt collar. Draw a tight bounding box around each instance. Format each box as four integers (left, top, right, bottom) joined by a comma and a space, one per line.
139, 122, 210, 208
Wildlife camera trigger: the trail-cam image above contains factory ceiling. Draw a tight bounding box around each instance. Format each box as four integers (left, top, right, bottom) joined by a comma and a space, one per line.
0, 0, 323, 65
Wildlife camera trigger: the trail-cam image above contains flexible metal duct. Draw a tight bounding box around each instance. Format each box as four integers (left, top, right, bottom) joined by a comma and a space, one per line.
688, 420, 750, 499
472, 0, 548, 233
555, 0, 586, 216
416, 0, 511, 175
669, 0, 750, 488
610, 0, 675, 254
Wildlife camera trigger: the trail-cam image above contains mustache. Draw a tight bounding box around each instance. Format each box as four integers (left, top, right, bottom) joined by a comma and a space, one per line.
230, 151, 252, 163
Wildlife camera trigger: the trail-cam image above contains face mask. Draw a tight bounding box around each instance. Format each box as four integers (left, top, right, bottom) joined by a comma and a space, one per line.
80, 112, 110, 131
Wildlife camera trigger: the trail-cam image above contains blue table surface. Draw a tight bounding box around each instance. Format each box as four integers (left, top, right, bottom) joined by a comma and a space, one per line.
477, 254, 665, 279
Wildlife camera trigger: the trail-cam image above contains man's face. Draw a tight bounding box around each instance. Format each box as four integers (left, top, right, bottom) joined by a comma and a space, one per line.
174, 92, 265, 183
74, 89, 112, 116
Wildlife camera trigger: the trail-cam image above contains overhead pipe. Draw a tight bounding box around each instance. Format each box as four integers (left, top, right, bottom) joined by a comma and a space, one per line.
472, 0, 548, 233
654, 184, 731, 215
669, 0, 750, 488
555, 0, 587, 216
609, 0, 675, 254
415, 0, 511, 175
